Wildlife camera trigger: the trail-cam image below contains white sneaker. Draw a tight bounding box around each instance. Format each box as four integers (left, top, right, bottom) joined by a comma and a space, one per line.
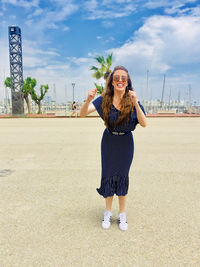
118, 212, 128, 231
102, 210, 112, 229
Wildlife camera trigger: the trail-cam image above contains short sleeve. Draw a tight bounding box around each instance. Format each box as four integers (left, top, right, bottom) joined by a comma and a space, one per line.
92, 95, 104, 120
138, 101, 146, 115
135, 101, 146, 125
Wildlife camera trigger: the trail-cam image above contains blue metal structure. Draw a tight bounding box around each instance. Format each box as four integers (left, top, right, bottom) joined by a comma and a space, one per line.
8, 25, 24, 115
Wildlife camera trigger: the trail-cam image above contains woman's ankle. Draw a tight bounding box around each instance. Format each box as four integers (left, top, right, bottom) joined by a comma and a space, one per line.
119, 210, 125, 214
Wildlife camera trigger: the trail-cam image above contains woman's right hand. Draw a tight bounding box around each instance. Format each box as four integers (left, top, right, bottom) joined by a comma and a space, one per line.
87, 88, 97, 102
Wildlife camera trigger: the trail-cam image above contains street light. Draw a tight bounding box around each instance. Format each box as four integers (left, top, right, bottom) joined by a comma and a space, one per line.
72, 83, 75, 103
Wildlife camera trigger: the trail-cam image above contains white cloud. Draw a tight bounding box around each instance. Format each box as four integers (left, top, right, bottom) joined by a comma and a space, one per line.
107, 15, 200, 100
23, 40, 60, 56
83, 0, 98, 11
102, 20, 114, 28
144, 0, 174, 9
2, 0, 16, 5
45, 64, 69, 70
1, 0, 39, 8
27, 8, 43, 18
109, 15, 200, 73
66, 56, 93, 65
46, 23, 58, 29
190, 5, 200, 16
63, 26, 70, 31
88, 6, 136, 19
144, 1, 200, 17
165, 4, 200, 16
54, 4, 78, 21
102, 0, 132, 4
88, 52, 96, 57
143, 0, 197, 9
83, 0, 136, 20
25, 2, 78, 31
23, 56, 47, 68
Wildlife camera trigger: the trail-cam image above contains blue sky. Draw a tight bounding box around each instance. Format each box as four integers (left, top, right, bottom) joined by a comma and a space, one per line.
0, 0, 200, 104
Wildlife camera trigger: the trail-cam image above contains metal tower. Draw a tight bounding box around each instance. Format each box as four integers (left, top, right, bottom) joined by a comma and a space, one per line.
8, 26, 24, 115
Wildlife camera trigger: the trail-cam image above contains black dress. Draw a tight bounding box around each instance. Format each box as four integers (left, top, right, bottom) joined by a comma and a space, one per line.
92, 96, 146, 198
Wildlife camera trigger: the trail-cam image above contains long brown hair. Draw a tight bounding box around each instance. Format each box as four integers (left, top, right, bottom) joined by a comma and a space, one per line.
101, 66, 134, 130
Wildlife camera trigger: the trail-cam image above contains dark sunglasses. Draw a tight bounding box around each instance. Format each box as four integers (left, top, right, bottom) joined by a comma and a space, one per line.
113, 75, 128, 82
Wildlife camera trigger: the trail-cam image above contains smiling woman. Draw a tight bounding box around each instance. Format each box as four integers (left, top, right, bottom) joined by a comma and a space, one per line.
102, 66, 134, 129
80, 65, 146, 231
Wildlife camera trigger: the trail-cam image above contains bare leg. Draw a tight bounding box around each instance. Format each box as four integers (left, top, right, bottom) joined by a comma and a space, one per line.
105, 196, 114, 211
118, 195, 127, 213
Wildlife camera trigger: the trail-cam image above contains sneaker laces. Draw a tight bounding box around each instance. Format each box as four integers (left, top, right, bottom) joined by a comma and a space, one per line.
119, 212, 127, 223
104, 211, 112, 222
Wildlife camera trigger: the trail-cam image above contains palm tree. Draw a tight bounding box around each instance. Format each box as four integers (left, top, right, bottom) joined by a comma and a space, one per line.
90, 53, 113, 94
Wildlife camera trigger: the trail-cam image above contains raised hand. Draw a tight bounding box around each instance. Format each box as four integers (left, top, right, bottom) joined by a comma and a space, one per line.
128, 90, 138, 106
87, 88, 97, 102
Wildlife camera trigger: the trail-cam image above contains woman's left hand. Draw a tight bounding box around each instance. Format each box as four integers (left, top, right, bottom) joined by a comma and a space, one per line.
128, 90, 138, 106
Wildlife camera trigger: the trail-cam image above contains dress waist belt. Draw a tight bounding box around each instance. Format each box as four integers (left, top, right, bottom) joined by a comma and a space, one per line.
107, 129, 130, 135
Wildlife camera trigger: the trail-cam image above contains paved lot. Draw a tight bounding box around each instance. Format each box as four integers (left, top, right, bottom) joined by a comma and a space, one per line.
0, 117, 200, 266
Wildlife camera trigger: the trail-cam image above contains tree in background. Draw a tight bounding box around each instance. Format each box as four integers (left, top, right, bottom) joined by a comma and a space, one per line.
30, 84, 49, 114
4, 76, 49, 114
4, 76, 37, 114
23, 77, 36, 114
90, 53, 113, 94
4, 77, 12, 89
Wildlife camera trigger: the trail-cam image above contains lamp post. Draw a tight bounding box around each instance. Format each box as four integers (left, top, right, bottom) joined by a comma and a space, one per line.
72, 83, 75, 103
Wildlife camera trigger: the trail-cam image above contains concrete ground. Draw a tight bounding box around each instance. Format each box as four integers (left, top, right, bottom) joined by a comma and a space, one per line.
0, 117, 199, 267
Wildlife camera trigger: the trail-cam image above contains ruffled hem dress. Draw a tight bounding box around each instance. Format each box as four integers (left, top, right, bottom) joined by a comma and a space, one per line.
92, 96, 146, 198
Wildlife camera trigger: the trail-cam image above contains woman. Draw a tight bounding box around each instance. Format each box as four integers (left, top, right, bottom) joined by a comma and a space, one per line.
80, 66, 146, 231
